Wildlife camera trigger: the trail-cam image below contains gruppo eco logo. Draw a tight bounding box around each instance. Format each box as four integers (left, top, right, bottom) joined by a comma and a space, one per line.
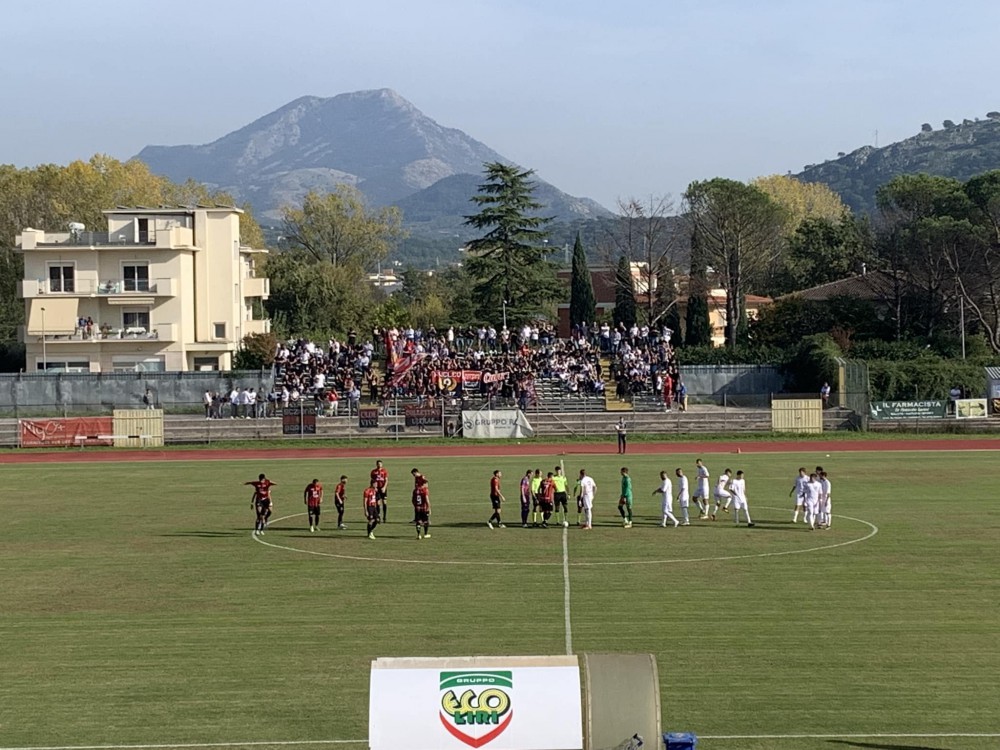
439, 670, 513, 748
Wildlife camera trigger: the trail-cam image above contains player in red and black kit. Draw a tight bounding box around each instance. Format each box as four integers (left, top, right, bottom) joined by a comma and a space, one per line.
410, 468, 430, 539
539, 471, 556, 528
245, 473, 276, 536
364, 480, 380, 540
370, 460, 389, 522
304, 478, 323, 532
487, 469, 505, 529
520, 469, 533, 528
334, 475, 348, 529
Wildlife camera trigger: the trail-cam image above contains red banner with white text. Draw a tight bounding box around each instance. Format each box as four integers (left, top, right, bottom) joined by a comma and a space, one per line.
18, 417, 114, 448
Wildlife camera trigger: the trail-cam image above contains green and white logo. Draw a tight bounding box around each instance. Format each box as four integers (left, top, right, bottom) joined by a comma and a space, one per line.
439, 670, 514, 748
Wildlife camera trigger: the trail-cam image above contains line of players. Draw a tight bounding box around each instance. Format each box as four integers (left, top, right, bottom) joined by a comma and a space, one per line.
244, 460, 432, 540
485, 462, 756, 530
243, 459, 833, 537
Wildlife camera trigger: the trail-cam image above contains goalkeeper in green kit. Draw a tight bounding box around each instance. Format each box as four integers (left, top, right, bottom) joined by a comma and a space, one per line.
618, 466, 634, 528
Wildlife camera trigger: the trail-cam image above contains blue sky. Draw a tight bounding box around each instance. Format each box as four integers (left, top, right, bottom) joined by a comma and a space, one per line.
2, 0, 999, 210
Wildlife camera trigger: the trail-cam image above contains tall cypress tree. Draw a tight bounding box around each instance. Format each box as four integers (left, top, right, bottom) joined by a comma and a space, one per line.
684, 230, 713, 346
569, 232, 596, 327
613, 255, 637, 328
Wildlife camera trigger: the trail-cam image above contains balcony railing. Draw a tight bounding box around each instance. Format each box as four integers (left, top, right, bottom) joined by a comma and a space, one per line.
26, 326, 175, 343
36, 230, 157, 246
23, 278, 171, 296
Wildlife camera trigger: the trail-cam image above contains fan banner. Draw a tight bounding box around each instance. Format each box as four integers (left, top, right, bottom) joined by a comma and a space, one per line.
18, 417, 114, 447
461, 409, 534, 439
369, 656, 582, 750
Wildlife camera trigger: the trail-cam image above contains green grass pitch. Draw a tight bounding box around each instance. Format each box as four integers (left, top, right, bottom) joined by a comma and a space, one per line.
2, 448, 999, 750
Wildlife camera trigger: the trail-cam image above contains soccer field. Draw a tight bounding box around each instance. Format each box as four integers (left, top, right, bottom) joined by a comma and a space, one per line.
2, 446, 999, 750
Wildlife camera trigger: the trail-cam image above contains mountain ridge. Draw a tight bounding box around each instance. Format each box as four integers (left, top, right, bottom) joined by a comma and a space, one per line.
135, 88, 610, 227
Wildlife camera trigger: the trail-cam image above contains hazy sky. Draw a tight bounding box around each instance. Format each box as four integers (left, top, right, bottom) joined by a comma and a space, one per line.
3, 0, 999, 210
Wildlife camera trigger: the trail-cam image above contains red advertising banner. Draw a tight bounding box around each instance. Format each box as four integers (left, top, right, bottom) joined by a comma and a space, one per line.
18, 417, 114, 448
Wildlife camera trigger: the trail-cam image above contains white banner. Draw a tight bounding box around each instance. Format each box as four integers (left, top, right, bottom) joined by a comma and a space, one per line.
370, 656, 582, 750
462, 409, 535, 439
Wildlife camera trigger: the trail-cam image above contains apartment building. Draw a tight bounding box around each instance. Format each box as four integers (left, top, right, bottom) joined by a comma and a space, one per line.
17, 205, 270, 372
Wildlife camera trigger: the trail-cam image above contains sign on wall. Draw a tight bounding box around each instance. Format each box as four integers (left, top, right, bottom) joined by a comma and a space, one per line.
461, 410, 534, 439
369, 656, 582, 750
359, 407, 380, 429
869, 401, 946, 420
405, 405, 443, 428
955, 398, 988, 419
18, 417, 114, 448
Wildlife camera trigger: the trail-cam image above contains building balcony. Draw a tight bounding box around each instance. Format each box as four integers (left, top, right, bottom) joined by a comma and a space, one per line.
19, 278, 177, 298
21, 324, 178, 344
244, 319, 271, 336
242, 276, 270, 299
18, 225, 194, 249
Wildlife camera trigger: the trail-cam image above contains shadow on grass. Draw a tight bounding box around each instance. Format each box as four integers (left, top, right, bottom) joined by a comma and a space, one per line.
826, 741, 953, 750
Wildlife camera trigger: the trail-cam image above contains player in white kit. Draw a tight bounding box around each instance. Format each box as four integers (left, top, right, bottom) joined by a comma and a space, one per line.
674, 468, 691, 525
652, 470, 679, 527
710, 467, 732, 520
729, 470, 755, 527
577, 468, 596, 530
818, 470, 832, 528
693, 459, 710, 519
790, 467, 808, 523
803, 473, 822, 530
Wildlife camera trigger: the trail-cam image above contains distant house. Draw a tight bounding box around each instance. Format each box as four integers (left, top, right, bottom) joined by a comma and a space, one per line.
675, 288, 773, 348
775, 269, 902, 303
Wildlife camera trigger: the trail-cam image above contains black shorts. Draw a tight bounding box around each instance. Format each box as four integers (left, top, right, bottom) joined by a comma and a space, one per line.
335, 500, 345, 511
366, 508, 380, 523
490, 494, 502, 509
554, 492, 569, 508
255, 502, 271, 515
308, 505, 321, 515
541, 500, 554, 512
414, 510, 429, 524
376, 488, 388, 501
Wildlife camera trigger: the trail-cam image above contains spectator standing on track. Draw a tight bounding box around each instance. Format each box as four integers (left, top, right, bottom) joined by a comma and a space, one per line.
614, 417, 628, 454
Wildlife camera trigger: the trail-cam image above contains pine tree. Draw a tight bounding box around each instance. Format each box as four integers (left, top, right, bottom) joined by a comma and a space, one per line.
569, 232, 596, 328
613, 255, 637, 328
463, 163, 561, 326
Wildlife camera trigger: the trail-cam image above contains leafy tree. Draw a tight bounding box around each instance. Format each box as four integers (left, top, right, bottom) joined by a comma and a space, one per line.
463, 162, 561, 326
613, 255, 637, 328
281, 186, 405, 268
921, 123, 933, 132
751, 174, 848, 237
767, 215, 873, 295
683, 178, 787, 347
568, 232, 596, 327
987, 112, 1000, 120
233, 332, 278, 370
943, 119, 956, 129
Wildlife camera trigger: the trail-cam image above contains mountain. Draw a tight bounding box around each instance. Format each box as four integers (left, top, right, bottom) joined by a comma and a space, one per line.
795, 116, 1000, 214
135, 88, 611, 227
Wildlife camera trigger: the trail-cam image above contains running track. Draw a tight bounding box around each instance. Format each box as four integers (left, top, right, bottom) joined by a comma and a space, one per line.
2, 437, 999, 463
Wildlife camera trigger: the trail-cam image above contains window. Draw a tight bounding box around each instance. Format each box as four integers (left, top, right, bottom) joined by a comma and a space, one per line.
213, 322, 227, 339
47, 264, 75, 293
112, 356, 165, 373
122, 309, 150, 332
123, 263, 150, 292
137, 218, 150, 243
194, 356, 220, 371
36, 360, 89, 373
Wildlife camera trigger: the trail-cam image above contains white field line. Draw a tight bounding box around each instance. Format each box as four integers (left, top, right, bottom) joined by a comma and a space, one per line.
0, 741, 367, 750
254, 509, 878, 568
562, 524, 573, 655
7, 733, 1000, 750
698, 732, 1000, 740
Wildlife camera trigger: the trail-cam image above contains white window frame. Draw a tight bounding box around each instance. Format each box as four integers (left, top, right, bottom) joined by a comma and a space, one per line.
121, 261, 150, 292
46, 262, 76, 293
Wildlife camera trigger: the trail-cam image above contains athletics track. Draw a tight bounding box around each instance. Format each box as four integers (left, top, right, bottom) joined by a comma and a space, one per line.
1, 436, 999, 463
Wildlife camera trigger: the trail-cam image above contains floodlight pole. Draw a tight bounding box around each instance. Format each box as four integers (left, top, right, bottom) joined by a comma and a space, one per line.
40, 306, 47, 372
